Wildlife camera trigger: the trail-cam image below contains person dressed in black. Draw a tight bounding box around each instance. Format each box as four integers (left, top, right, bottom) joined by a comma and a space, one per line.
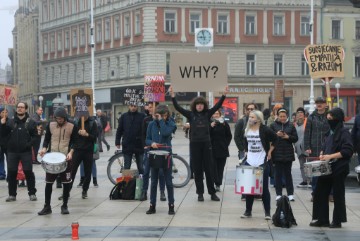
31, 107, 44, 164
210, 109, 232, 192
170, 86, 227, 202
270, 108, 298, 201
1, 102, 38, 202
310, 108, 353, 228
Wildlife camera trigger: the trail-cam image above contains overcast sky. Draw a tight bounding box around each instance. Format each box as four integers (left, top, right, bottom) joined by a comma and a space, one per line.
0, 0, 18, 69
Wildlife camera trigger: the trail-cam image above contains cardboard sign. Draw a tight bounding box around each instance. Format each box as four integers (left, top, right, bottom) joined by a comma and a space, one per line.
170, 52, 227, 92
70, 88, 94, 118
144, 75, 165, 102
304, 44, 345, 80
0, 85, 18, 106
123, 88, 144, 106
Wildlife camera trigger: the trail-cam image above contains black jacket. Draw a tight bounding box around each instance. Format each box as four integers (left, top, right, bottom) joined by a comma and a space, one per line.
172, 95, 225, 142
72, 117, 98, 151
1, 113, 38, 153
270, 120, 298, 163
234, 116, 248, 152
351, 114, 360, 153
116, 110, 146, 154
210, 121, 232, 158
304, 110, 329, 156
244, 124, 277, 158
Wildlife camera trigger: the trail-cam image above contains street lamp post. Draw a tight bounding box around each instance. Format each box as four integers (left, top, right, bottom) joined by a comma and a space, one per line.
309, 0, 315, 113
38, 95, 43, 108
335, 83, 341, 107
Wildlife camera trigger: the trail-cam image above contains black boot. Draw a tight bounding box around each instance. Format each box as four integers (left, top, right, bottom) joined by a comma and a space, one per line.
93, 177, 98, 187
146, 205, 156, 214
168, 204, 175, 215
38, 205, 52, 215
77, 177, 84, 187
160, 191, 166, 201
139, 191, 147, 201
61, 205, 69, 215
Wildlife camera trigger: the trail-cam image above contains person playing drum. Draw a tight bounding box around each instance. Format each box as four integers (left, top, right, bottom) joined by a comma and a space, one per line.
145, 105, 177, 215
310, 108, 353, 228
240, 110, 277, 220
38, 107, 77, 215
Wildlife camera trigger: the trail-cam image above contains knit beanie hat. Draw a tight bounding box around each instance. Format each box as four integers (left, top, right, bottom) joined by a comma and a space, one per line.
54, 107, 67, 118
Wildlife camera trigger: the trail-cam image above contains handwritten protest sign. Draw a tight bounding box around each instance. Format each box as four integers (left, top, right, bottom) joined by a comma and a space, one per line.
0, 85, 18, 106
304, 44, 345, 80
144, 75, 165, 102
170, 52, 227, 92
123, 88, 144, 106
70, 88, 93, 118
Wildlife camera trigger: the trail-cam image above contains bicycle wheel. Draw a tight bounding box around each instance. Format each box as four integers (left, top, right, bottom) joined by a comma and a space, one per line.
172, 155, 191, 188
107, 152, 126, 185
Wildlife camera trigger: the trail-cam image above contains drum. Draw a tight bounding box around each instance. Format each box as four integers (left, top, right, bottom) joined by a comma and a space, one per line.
41, 152, 67, 174
148, 150, 170, 169
304, 160, 332, 177
235, 165, 263, 195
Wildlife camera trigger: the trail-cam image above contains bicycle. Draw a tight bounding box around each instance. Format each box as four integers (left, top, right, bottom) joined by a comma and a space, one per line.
107, 149, 191, 188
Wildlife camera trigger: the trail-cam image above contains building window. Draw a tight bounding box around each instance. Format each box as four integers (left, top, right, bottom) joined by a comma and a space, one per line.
190, 13, 201, 34
356, 56, 360, 78
105, 18, 111, 41
71, 0, 77, 14
356, 20, 360, 40
245, 15, 256, 35
52, 67, 55, 84
50, 0, 55, 20
126, 55, 130, 77
96, 21, 102, 43
217, 14, 228, 34
57, 32, 62, 51
64, 0, 69, 16
135, 12, 141, 35
301, 56, 309, 76
57, 0, 62, 17
273, 15, 284, 36
79, 0, 85, 11
274, 54, 283, 76
43, 36, 48, 54
246, 54, 256, 76
80, 26, 86, 46
124, 15, 130, 36
166, 52, 170, 75
136, 53, 140, 75
97, 60, 101, 80
43, 3, 48, 21
332, 20, 341, 39
165, 12, 176, 33
72, 29, 77, 48
95, 0, 101, 7
50, 34, 55, 52
106, 58, 110, 79
116, 56, 120, 78
65, 31, 70, 49
300, 15, 310, 36
114, 16, 120, 39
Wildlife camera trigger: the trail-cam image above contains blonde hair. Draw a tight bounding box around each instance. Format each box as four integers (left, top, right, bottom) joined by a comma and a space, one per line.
244, 110, 264, 137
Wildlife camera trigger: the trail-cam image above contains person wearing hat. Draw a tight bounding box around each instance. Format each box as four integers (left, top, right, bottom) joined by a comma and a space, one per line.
0, 107, 8, 180
304, 96, 330, 201
294, 107, 311, 188
1, 102, 38, 202
145, 105, 177, 215
269, 108, 298, 201
38, 107, 77, 215
310, 108, 353, 228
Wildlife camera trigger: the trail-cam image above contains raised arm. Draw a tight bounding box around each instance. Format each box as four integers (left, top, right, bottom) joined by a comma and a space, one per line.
169, 86, 191, 119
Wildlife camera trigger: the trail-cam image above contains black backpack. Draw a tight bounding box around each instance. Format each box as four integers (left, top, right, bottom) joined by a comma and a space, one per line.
109, 179, 136, 200
272, 195, 297, 228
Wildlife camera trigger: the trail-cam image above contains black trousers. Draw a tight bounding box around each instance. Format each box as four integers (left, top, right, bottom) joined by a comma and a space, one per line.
274, 161, 294, 196
312, 171, 348, 223
190, 141, 216, 195
213, 157, 227, 186
70, 150, 93, 192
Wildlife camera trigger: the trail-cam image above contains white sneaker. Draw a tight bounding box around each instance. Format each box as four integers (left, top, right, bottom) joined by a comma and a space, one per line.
276, 195, 281, 201
288, 195, 295, 201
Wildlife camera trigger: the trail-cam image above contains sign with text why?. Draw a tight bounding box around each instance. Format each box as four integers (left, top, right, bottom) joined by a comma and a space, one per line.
170, 52, 227, 92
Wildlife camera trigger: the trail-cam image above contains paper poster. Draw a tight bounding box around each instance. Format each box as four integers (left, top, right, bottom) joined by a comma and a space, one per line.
144, 75, 165, 102
70, 88, 94, 118
0, 85, 18, 106
123, 88, 144, 106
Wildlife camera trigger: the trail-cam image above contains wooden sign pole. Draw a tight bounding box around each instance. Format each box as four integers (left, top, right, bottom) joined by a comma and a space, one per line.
81, 116, 85, 130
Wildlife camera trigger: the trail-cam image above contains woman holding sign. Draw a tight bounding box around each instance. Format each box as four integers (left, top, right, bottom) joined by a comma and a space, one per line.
169, 86, 227, 202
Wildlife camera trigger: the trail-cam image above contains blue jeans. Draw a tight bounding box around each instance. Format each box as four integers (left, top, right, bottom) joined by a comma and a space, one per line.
124, 153, 144, 174
80, 159, 97, 178
0, 147, 7, 178
244, 161, 271, 213
150, 158, 174, 206
142, 149, 165, 193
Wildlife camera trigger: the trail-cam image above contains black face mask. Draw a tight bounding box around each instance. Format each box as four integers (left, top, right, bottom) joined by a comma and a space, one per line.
328, 119, 340, 131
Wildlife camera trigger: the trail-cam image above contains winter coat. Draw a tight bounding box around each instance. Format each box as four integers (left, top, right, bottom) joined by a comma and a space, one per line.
351, 114, 360, 153
171, 95, 225, 142
145, 118, 176, 150
116, 110, 146, 154
1, 113, 38, 153
210, 121, 232, 158
234, 116, 248, 152
72, 117, 98, 152
270, 120, 298, 163
304, 110, 329, 157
